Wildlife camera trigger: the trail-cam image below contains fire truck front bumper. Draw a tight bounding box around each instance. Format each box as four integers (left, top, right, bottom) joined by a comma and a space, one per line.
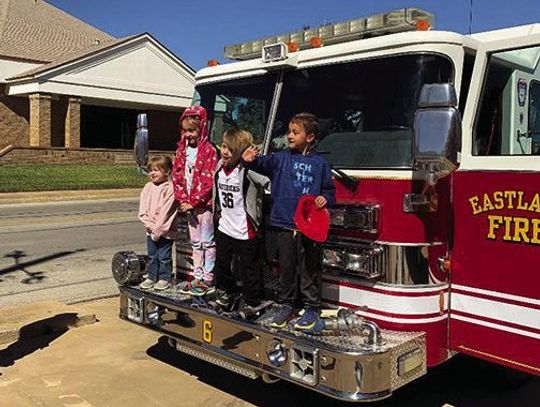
119, 286, 426, 402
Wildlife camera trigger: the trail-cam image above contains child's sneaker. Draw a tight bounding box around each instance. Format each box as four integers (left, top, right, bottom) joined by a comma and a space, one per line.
154, 280, 171, 290
294, 308, 322, 331
238, 302, 263, 320
177, 280, 193, 294
188, 279, 215, 297
139, 278, 155, 290
215, 290, 232, 308
267, 304, 294, 328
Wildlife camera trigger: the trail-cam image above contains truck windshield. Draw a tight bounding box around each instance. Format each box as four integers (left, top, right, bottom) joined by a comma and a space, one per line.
193, 74, 278, 146
271, 54, 453, 169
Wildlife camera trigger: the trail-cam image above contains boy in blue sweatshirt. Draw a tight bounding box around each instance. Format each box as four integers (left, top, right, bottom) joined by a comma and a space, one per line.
242, 113, 335, 330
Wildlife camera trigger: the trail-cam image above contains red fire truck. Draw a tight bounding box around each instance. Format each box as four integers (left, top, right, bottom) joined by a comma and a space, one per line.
112, 8, 540, 402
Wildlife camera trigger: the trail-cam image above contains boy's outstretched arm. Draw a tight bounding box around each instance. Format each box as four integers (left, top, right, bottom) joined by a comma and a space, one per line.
241, 146, 276, 178
242, 145, 259, 163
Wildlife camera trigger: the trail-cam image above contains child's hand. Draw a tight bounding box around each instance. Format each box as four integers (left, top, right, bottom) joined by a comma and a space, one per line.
315, 195, 327, 209
180, 203, 193, 212
150, 233, 159, 242
242, 145, 260, 162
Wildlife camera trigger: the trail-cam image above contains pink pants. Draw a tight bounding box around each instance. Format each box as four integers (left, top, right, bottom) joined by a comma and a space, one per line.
187, 207, 215, 283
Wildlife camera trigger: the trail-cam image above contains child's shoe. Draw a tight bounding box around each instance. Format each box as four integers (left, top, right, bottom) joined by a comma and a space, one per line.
215, 290, 232, 308
177, 280, 193, 294
238, 301, 263, 320
294, 308, 323, 331
267, 304, 294, 329
188, 279, 215, 297
139, 278, 155, 290
154, 280, 171, 291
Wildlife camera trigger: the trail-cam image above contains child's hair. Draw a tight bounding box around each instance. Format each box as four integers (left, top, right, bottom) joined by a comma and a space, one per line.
222, 128, 254, 158
147, 155, 173, 172
290, 113, 320, 139
181, 116, 200, 130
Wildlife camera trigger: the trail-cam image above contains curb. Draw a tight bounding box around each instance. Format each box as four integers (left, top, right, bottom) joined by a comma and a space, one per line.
0, 188, 141, 205
0, 301, 98, 346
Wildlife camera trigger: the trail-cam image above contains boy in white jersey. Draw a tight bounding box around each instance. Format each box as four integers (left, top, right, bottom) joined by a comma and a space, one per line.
213, 128, 269, 317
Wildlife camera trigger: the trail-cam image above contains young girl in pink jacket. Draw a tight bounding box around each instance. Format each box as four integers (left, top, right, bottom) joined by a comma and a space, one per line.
138, 156, 178, 290
172, 106, 218, 295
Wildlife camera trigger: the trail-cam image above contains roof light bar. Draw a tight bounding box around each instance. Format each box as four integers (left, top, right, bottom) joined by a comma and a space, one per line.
224, 8, 434, 61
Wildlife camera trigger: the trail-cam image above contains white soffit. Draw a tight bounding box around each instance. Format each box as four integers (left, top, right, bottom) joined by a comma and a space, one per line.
7, 35, 195, 109
0, 59, 41, 82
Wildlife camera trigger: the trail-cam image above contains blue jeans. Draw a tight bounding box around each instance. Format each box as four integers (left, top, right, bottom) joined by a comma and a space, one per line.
147, 236, 173, 282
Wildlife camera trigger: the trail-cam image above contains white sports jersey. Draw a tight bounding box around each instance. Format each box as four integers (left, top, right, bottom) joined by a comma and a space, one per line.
217, 166, 251, 240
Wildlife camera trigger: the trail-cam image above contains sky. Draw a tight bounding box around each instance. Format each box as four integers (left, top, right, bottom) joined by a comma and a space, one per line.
48, 0, 540, 71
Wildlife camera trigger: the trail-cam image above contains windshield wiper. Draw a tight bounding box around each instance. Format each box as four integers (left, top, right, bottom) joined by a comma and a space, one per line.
331, 167, 359, 193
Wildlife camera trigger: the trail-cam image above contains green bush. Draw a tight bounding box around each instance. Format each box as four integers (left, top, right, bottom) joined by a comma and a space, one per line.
0, 164, 148, 192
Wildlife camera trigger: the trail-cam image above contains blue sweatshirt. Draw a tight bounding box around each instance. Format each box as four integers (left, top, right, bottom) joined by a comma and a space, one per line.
245, 149, 335, 229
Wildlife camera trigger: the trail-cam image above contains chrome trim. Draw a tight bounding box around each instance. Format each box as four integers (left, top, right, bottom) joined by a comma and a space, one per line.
328, 233, 444, 246
376, 240, 444, 247
362, 320, 383, 347
119, 287, 427, 402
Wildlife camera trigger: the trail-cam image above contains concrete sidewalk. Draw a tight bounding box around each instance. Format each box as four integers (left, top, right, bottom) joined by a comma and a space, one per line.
0, 301, 98, 346
0, 298, 258, 407
0, 188, 141, 205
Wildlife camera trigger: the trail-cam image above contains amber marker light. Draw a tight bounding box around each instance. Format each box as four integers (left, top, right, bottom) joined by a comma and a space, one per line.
207, 59, 219, 67
287, 41, 299, 52
416, 19, 431, 31
309, 36, 323, 48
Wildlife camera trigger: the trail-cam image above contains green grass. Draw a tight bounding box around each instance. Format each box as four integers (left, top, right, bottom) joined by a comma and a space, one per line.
0, 164, 148, 192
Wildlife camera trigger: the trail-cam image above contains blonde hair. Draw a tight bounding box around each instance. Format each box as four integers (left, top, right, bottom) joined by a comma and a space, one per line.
147, 155, 173, 172
222, 128, 254, 158
181, 116, 200, 130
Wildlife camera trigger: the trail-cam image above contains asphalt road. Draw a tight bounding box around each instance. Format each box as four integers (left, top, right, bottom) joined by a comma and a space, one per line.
0, 198, 145, 307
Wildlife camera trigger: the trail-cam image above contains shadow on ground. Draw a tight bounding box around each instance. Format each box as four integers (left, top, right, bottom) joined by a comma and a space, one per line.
146, 335, 540, 407
0, 313, 80, 369
0, 249, 86, 283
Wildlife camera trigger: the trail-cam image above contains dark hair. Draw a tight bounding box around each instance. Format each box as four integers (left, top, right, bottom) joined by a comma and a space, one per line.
290, 113, 320, 139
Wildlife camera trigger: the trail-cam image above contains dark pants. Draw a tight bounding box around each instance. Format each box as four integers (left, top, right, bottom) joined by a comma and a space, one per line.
275, 229, 321, 309
214, 229, 262, 306
147, 236, 173, 282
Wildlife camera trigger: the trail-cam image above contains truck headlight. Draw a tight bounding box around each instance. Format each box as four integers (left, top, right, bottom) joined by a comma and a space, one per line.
322, 245, 383, 279
322, 248, 345, 268
329, 205, 379, 233
345, 252, 370, 273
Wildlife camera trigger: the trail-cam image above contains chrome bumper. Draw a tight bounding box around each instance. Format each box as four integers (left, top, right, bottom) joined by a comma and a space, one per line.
119, 286, 426, 402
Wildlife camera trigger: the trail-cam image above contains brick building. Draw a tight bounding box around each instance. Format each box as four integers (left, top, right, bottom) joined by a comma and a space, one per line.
0, 0, 194, 159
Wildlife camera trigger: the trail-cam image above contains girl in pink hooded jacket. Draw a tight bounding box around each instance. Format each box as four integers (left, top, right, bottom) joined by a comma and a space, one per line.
172, 106, 218, 295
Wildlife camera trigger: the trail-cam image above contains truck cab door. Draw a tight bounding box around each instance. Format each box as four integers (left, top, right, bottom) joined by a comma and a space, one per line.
450, 29, 540, 375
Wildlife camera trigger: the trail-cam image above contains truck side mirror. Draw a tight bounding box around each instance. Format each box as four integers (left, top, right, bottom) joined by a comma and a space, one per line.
134, 113, 149, 174
404, 83, 462, 213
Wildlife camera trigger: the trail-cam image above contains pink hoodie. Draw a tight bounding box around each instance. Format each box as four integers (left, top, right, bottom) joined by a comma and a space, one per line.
172, 106, 218, 208
138, 180, 178, 240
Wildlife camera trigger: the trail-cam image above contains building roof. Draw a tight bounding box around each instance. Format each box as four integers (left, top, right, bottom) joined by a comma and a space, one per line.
7, 33, 195, 81
7, 35, 138, 80
6, 32, 196, 109
0, 0, 114, 63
